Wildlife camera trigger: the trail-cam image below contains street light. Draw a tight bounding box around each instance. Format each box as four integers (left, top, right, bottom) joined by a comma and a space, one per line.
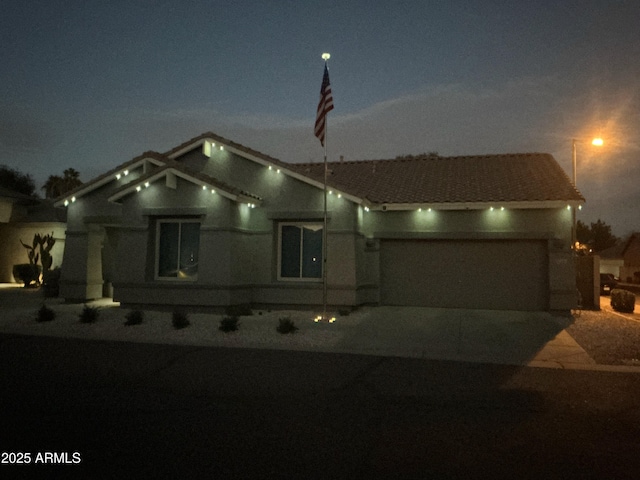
571, 137, 603, 248
572, 137, 603, 186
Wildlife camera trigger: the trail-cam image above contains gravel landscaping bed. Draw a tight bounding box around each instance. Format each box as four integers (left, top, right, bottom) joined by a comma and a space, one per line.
567, 303, 640, 366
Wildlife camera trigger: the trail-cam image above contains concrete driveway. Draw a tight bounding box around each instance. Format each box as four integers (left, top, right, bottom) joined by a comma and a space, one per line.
331, 306, 594, 368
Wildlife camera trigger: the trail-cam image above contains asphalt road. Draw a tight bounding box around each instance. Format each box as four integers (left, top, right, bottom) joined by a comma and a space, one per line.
1, 334, 639, 479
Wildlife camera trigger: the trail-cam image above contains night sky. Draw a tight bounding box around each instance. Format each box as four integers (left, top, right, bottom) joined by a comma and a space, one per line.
2, 0, 638, 235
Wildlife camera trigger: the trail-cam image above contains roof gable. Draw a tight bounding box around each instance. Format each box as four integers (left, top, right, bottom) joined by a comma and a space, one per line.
54, 152, 167, 207
107, 161, 261, 206
164, 131, 365, 205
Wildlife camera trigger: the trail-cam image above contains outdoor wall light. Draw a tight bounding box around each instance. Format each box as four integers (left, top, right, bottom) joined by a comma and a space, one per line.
123, 170, 129, 176
500, 207, 505, 211
116, 173, 121, 180
71, 196, 76, 202
64, 200, 69, 206
144, 182, 150, 188
136, 186, 141, 192
202, 185, 207, 190
211, 189, 216, 194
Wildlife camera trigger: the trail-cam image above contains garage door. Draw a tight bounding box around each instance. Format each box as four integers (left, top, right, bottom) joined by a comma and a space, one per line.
380, 240, 548, 311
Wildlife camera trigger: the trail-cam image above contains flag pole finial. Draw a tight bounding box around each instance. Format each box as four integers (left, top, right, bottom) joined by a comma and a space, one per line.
322, 52, 331, 61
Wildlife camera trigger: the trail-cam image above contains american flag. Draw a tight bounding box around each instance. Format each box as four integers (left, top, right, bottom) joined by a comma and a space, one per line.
314, 64, 334, 146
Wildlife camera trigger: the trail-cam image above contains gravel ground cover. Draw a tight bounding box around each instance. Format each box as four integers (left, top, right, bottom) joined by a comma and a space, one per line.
567, 297, 640, 366
2, 285, 639, 366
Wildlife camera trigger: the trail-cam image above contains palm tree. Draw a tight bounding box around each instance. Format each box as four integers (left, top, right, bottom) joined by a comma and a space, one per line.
42, 168, 83, 199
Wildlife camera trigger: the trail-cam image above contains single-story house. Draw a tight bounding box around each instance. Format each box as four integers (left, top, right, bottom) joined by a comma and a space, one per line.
0, 187, 66, 283
597, 242, 625, 279
54, 132, 583, 312
620, 233, 640, 283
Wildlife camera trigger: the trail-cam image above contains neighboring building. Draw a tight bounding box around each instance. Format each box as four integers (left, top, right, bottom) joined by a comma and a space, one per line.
597, 243, 625, 279
0, 187, 66, 283
620, 233, 640, 283
54, 132, 583, 312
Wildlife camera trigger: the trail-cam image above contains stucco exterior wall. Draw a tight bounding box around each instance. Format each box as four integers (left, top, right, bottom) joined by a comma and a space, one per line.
360, 207, 575, 311
108, 157, 366, 308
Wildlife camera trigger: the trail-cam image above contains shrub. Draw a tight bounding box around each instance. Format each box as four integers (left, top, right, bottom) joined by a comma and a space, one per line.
224, 304, 253, 316
219, 315, 240, 332
172, 311, 190, 329
79, 304, 100, 323
124, 310, 144, 326
611, 289, 635, 313
36, 304, 55, 322
276, 316, 298, 334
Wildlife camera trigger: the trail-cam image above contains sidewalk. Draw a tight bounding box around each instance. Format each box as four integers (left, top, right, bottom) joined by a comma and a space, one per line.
1, 283, 637, 372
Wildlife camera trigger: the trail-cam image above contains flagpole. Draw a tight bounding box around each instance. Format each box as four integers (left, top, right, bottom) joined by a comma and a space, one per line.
321, 53, 330, 322
313, 52, 335, 323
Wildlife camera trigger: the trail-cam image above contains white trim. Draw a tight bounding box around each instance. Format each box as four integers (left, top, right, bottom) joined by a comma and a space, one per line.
277, 221, 324, 282
107, 167, 253, 204
371, 200, 584, 211
172, 136, 365, 206
54, 156, 165, 207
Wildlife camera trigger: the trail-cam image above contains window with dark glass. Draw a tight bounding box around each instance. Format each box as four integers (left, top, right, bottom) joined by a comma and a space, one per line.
157, 220, 200, 280
279, 223, 323, 280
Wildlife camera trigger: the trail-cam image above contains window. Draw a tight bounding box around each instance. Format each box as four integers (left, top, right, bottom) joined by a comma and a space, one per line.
156, 220, 200, 280
278, 223, 323, 280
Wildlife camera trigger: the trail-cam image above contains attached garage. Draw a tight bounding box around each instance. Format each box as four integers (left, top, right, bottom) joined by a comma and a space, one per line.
380, 239, 549, 311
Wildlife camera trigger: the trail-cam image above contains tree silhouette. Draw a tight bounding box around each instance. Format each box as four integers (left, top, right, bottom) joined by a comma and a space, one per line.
576, 219, 620, 252
0, 165, 36, 196
42, 168, 83, 199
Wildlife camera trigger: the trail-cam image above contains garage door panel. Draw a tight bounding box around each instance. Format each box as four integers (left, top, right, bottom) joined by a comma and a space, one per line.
380, 240, 548, 311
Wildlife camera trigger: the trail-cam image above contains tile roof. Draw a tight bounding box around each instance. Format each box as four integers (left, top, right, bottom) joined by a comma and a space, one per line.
289, 153, 584, 205
58, 131, 583, 210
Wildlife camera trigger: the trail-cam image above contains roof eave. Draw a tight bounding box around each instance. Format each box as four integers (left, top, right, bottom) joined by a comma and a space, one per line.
369, 200, 585, 211
107, 167, 262, 206
54, 155, 166, 207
